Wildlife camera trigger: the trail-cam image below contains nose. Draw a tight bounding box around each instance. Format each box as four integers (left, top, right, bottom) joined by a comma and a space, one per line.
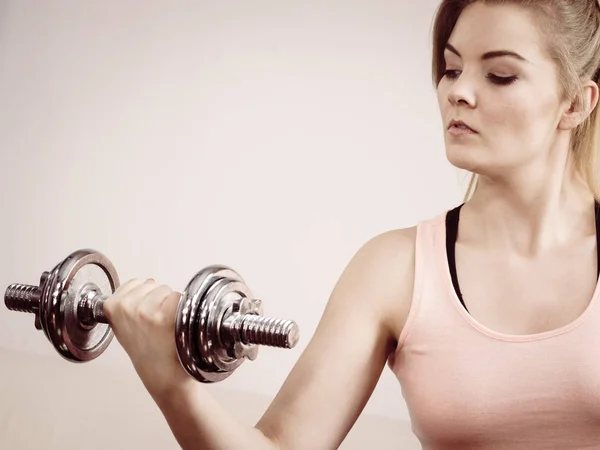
447, 74, 477, 108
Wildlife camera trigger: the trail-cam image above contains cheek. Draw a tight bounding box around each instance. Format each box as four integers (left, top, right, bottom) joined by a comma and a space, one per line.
484, 93, 526, 129
484, 91, 556, 141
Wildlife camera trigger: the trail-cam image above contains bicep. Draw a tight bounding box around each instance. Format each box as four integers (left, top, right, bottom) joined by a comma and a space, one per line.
255, 228, 416, 450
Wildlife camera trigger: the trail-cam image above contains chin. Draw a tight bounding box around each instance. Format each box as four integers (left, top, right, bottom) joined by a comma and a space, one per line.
445, 148, 514, 180
445, 145, 487, 173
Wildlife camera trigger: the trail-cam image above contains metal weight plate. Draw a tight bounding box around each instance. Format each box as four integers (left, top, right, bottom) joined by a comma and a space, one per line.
176, 266, 233, 382
38, 249, 119, 362
175, 266, 249, 382
199, 276, 257, 372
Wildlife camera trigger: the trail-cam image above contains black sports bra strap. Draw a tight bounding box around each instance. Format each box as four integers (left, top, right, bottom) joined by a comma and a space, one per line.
445, 203, 467, 311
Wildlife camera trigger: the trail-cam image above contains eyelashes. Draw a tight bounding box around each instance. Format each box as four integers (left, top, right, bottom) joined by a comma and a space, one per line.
442, 70, 518, 86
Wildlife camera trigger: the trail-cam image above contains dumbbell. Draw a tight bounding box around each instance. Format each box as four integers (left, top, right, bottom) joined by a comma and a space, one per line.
4, 249, 299, 383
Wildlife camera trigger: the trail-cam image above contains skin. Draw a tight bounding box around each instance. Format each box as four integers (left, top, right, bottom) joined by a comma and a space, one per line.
438, 2, 600, 334
103, 2, 600, 449
439, 2, 599, 255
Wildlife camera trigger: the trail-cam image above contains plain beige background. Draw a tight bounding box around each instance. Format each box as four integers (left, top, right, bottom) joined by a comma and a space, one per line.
0, 0, 466, 448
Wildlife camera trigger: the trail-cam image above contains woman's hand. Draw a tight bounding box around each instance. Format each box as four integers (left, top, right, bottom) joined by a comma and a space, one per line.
103, 278, 194, 400
102, 279, 278, 450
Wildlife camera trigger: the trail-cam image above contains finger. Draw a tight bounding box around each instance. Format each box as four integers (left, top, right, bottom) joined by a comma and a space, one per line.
113, 278, 149, 297
160, 291, 182, 319
103, 278, 148, 317
120, 278, 160, 311
137, 284, 174, 316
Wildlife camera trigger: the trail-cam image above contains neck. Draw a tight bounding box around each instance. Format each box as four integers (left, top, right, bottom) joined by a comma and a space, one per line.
461, 164, 596, 257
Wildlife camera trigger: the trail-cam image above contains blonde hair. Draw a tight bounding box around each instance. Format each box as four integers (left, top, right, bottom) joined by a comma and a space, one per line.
431, 0, 600, 202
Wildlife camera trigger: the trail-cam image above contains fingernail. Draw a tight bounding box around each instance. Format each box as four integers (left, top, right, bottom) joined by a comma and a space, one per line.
147, 278, 155, 282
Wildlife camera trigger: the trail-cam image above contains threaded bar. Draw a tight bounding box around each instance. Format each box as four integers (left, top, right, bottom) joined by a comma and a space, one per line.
4, 284, 40, 313
239, 315, 299, 349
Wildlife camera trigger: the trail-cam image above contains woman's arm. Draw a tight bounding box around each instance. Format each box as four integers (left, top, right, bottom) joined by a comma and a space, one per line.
145, 227, 417, 450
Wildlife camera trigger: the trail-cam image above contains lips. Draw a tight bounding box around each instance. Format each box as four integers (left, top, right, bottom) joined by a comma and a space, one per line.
449, 119, 476, 133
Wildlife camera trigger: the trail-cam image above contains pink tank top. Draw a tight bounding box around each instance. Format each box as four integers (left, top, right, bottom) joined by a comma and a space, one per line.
388, 212, 600, 449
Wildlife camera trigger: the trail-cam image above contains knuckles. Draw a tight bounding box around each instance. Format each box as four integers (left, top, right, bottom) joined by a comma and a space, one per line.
103, 279, 177, 325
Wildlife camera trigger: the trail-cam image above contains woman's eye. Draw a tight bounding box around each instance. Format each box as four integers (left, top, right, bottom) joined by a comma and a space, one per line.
443, 70, 460, 80
442, 70, 518, 86
487, 74, 518, 86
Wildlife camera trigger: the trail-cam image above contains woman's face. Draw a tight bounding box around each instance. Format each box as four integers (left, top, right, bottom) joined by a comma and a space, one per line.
436, 2, 572, 180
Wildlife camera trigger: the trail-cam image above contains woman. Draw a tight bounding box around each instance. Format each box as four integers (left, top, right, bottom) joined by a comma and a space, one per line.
104, 0, 600, 448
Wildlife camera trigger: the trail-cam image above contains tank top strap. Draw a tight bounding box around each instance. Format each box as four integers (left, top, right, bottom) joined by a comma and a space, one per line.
390, 211, 458, 364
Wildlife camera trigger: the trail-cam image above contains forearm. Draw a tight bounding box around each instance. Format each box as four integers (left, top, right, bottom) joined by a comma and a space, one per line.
154, 381, 279, 450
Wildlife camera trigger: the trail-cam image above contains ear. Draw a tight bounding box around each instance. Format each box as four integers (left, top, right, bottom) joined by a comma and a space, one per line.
559, 80, 600, 130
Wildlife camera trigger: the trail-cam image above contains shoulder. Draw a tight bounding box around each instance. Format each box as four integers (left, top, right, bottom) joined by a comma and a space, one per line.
334, 226, 418, 301
360, 226, 418, 270
366, 226, 417, 254
356, 209, 448, 341
335, 210, 446, 341
346, 227, 417, 278
338, 226, 418, 342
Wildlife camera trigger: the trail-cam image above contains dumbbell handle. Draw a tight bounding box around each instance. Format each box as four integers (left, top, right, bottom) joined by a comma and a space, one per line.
5, 282, 299, 349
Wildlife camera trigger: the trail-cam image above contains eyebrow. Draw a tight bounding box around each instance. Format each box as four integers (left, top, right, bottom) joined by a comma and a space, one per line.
445, 42, 529, 63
